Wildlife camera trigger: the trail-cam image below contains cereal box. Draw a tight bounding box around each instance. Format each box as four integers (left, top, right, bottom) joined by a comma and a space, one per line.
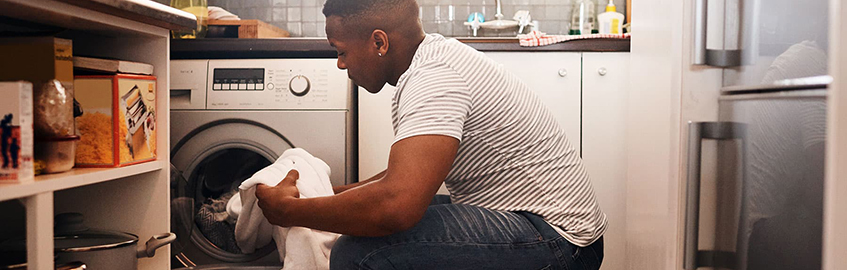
74, 74, 157, 167
0, 82, 34, 182
0, 37, 73, 96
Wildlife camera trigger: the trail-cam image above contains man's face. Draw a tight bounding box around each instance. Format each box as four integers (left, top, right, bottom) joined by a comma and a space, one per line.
326, 16, 385, 93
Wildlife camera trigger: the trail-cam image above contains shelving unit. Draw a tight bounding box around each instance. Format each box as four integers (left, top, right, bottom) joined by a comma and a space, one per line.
0, 161, 164, 202
0, 1, 194, 269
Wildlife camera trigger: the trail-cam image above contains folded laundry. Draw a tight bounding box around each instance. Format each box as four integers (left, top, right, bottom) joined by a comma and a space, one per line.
227, 148, 339, 270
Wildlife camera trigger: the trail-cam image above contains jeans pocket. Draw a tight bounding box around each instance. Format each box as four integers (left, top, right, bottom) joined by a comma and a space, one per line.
538, 265, 552, 270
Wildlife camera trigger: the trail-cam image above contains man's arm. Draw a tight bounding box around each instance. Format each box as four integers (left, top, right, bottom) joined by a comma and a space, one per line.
256, 135, 457, 237
332, 169, 386, 194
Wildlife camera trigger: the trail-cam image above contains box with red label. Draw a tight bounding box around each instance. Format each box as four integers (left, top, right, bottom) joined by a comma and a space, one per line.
74, 74, 157, 167
0, 82, 34, 182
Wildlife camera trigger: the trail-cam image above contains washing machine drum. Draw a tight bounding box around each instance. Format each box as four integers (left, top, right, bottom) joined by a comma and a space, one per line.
171, 121, 293, 267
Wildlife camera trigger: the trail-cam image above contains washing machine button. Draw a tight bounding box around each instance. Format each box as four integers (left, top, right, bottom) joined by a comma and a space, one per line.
267, 83, 274, 90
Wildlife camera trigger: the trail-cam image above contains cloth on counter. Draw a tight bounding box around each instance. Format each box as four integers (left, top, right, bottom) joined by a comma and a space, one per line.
518, 30, 630, 47
228, 148, 339, 270
208, 6, 240, 20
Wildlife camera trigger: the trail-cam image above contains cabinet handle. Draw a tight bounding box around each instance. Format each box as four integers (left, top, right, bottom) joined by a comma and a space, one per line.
558, 69, 568, 77
598, 67, 607, 76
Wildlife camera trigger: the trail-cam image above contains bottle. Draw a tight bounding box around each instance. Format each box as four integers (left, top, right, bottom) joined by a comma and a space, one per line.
170, 0, 208, 39
569, 0, 597, 35
598, 1, 625, 34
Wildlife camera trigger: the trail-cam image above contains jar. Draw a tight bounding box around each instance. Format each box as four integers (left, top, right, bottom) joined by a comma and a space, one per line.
34, 135, 79, 174
33, 80, 74, 137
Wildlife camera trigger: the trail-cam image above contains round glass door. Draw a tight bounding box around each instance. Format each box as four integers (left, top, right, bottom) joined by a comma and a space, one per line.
170, 120, 294, 266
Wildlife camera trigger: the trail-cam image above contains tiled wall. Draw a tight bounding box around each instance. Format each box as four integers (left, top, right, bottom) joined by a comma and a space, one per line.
156, 0, 626, 37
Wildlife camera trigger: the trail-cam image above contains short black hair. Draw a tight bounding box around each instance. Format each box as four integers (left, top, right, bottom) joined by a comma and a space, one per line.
323, 0, 419, 35
323, 0, 416, 19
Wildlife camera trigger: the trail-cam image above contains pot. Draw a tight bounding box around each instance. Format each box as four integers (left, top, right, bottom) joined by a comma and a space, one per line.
0, 213, 175, 270
0, 261, 86, 270
52, 212, 176, 269
173, 265, 283, 270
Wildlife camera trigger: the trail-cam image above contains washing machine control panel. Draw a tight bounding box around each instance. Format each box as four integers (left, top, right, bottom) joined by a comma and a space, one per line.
205, 59, 350, 110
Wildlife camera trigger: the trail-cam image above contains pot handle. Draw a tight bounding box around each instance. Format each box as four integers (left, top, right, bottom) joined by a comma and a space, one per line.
137, 232, 176, 258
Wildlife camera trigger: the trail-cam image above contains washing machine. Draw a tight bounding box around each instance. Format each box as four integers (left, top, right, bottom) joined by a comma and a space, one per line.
169, 59, 356, 268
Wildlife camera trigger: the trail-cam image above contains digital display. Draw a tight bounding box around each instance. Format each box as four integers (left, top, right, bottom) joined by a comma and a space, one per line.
213, 68, 264, 84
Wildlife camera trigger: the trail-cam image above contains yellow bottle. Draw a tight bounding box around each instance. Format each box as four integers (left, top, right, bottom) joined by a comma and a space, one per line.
171, 0, 208, 39
598, 2, 625, 34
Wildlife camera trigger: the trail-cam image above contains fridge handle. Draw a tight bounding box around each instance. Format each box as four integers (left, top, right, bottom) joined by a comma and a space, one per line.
692, 0, 742, 67
693, 0, 708, 65
684, 121, 747, 270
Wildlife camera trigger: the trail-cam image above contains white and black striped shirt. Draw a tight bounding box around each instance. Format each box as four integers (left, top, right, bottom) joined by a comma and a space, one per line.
391, 34, 607, 247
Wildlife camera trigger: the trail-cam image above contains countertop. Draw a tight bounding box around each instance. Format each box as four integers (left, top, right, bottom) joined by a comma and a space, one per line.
57, 0, 196, 30
170, 37, 630, 59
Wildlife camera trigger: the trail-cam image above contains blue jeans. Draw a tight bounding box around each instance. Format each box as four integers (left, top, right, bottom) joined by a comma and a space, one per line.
330, 195, 604, 270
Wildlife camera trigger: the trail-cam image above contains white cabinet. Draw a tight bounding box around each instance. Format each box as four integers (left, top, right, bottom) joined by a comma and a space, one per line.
0, 1, 192, 269
358, 85, 395, 180
486, 52, 583, 155
582, 52, 630, 270
488, 52, 630, 270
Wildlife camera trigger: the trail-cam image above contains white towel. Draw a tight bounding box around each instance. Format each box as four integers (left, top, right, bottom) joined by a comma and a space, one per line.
227, 148, 339, 270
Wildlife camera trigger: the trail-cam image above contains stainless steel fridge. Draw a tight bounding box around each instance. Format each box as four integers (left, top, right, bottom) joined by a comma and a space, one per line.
683, 0, 829, 269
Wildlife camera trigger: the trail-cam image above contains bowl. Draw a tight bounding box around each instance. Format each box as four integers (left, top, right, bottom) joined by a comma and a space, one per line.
34, 135, 79, 174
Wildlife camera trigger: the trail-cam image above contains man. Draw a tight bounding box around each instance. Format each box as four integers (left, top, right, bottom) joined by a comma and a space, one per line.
255, 0, 607, 268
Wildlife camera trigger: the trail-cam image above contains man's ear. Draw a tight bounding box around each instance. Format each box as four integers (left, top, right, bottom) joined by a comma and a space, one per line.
372, 29, 389, 57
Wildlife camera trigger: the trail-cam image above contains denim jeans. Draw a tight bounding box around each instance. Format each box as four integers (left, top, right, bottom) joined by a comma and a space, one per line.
330, 195, 604, 270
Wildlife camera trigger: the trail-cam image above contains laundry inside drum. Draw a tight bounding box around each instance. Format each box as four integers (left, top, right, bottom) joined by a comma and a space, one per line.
192, 148, 273, 254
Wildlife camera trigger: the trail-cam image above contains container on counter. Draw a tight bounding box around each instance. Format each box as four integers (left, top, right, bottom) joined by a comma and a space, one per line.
170, 0, 208, 39
0, 82, 34, 183
74, 74, 157, 167
598, 1, 625, 34
570, 0, 598, 35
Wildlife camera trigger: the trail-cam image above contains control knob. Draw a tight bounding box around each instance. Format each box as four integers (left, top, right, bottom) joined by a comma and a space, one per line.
289, 75, 311, 97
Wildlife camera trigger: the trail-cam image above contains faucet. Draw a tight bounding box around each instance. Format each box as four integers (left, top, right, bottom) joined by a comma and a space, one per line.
467, 12, 483, 37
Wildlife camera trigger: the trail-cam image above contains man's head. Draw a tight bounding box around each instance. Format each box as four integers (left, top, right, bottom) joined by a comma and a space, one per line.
323, 0, 425, 93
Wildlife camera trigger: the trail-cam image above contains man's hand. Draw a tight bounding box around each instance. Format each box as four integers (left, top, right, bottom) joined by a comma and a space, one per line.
256, 169, 301, 227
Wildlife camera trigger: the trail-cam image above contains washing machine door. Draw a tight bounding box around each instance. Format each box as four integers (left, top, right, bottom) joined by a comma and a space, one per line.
171, 120, 293, 267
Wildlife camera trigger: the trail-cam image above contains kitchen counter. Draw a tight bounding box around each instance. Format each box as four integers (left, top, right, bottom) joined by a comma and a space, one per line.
62, 0, 196, 30
170, 37, 630, 59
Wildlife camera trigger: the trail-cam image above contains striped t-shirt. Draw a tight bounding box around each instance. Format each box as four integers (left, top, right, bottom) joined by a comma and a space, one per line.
391, 34, 607, 247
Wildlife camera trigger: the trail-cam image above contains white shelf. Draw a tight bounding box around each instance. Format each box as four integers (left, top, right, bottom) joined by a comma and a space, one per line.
0, 1, 183, 268
0, 160, 164, 202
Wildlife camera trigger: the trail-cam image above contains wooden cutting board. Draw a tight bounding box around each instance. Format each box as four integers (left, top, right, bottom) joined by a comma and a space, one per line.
207, 19, 290, 38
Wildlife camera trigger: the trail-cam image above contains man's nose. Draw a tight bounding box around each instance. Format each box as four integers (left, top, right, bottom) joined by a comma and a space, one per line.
337, 59, 347, 70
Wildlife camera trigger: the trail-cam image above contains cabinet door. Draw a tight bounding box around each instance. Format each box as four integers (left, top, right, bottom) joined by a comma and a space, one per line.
582, 52, 630, 270
485, 52, 583, 155
358, 85, 395, 181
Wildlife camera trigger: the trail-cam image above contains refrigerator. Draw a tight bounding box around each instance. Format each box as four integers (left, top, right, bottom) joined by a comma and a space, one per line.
683, 0, 829, 269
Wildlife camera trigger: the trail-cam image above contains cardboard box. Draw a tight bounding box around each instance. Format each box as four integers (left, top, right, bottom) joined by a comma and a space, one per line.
74, 74, 157, 167
0, 37, 74, 95
0, 82, 34, 182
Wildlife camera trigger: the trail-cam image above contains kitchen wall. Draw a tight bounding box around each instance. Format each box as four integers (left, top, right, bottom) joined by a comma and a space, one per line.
155, 0, 626, 37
